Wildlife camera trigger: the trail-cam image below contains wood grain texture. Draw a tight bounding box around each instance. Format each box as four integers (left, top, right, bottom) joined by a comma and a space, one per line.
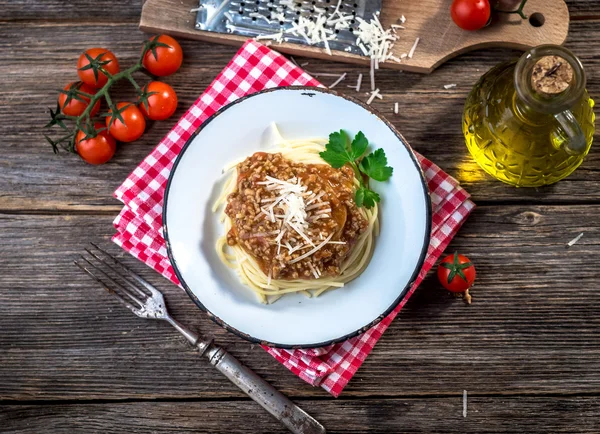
0, 0, 597, 21
2, 396, 600, 433
140, 0, 569, 73
1, 204, 599, 400
1, 20, 599, 212
0, 0, 142, 21
2, 0, 600, 431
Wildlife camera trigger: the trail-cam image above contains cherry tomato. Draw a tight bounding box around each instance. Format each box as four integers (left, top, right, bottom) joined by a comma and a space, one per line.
75, 123, 116, 165
105, 102, 146, 143
437, 252, 476, 293
450, 0, 491, 31
138, 81, 178, 121
78, 48, 120, 88
142, 35, 183, 77
58, 82, 101, 117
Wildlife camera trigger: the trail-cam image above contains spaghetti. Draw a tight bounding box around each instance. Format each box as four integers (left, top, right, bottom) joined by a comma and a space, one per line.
213, 128, 379, 304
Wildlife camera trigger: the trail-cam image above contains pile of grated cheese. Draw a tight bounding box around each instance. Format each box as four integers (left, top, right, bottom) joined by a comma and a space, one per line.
257, 176, 333, 255
221, 4, 418, 110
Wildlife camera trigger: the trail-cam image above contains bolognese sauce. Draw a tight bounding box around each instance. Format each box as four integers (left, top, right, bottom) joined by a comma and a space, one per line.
225, 152, 368, 280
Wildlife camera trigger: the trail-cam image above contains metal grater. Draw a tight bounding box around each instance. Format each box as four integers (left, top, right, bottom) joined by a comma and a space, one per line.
195, 0, 382, 55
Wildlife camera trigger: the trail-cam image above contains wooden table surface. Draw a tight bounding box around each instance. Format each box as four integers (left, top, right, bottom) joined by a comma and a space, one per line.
2, 1, 600, 432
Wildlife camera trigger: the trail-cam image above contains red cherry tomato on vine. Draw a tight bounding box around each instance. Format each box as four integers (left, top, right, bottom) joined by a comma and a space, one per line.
142, 35, 183, 77
138, 81, 178, 121
76, 123, 116, 165
450, 0, 491, 31
78, 48, 120, 88
106, 102, 146, 143
437, 252, 476, 293
58, 82, 101, 117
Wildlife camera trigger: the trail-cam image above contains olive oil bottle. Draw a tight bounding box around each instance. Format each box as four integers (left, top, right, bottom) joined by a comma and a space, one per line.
463, 45, 595, 187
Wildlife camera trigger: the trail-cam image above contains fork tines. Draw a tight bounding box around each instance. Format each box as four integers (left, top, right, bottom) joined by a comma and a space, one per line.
75, 243, 155, 313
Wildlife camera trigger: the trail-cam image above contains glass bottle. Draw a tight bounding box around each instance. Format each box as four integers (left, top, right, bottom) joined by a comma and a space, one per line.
463, 45, 595, 187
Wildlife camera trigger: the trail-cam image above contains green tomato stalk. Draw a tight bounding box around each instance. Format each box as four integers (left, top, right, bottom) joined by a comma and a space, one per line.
45, 37, 168, 154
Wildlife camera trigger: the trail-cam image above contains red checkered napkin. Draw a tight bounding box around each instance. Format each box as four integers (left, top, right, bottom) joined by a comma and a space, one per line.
112, 40, 475, 397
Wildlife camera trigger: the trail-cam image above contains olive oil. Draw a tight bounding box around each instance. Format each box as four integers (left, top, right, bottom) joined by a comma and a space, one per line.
463, 46, 595, 187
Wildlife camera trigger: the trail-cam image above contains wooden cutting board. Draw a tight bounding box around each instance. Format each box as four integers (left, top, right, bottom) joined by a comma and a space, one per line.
139, 0, 569, 73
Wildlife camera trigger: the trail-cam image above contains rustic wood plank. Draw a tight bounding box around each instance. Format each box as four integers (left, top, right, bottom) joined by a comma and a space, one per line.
0, 0, 597, 22
1, 20, 600, 212
0, 1, 142, 21
2, 396, 600, 433
1, 204, 599, 400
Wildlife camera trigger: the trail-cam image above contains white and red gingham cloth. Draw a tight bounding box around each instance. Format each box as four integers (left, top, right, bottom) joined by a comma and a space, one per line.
112, 40, 475, 397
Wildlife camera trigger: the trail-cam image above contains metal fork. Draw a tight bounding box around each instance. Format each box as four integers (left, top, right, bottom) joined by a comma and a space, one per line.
75, 243, 325, 434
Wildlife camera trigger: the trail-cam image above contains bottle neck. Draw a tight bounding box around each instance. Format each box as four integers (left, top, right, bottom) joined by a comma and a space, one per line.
514, 45, 586, 115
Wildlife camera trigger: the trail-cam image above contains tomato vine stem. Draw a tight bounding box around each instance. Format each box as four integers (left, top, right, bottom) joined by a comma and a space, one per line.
493, 0, 529, 20
46, 41, 157, 153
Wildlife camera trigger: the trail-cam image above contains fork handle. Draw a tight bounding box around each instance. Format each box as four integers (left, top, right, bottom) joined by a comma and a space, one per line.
204, 345, 326, 434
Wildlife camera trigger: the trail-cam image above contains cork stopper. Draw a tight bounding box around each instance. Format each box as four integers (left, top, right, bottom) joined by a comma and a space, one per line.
531, 55, 574, 95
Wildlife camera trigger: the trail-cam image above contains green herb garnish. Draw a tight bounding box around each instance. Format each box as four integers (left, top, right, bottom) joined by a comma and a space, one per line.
319, 130, 393, 208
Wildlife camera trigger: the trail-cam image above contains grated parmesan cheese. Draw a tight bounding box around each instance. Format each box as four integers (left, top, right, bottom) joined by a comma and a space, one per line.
567, 233, 584, 247
444, 83, 457, 89
394, 102, 399, 114
288, 232, 335, 264
356, 73, 363, 92
328, 72, 347, 89
408, 37, 420, 59
366, 88, 381, 105
255, 32, 284, 43
370, 58, 376, 91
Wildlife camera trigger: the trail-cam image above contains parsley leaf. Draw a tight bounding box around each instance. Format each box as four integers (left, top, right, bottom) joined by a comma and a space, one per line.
319, 130, 353, 168
319, 149, 350, 168
350, 131, 368, 160
360, 148, 393, 182
362, 188, 381, 208
319, 130, 392, 208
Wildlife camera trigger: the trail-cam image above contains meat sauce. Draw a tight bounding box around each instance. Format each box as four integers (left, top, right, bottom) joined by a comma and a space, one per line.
225, 152, 368, 280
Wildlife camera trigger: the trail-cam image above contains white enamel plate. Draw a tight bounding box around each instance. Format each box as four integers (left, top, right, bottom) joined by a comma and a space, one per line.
163, 87, 431, 348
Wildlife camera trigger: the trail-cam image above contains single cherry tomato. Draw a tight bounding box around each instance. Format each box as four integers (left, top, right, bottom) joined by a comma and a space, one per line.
58, 82, 101, 117
78, 48, 120, 88
450, 0, 491, 31
437, 252, 476, 293
138, 81, 178, 121
142, 35, 183, 77
75, 123, 116, 165
105, 102, 146, 143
